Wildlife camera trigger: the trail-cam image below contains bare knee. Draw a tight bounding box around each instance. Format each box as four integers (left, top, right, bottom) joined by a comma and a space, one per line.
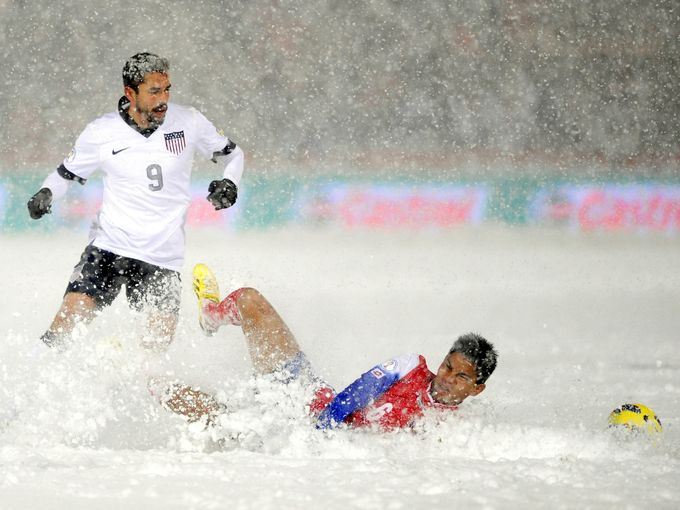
48, 292, 98, 337
56, 292, 97, 322
62, 292, 97, 311
142, 311, 178, 351
236, 287, 272, 320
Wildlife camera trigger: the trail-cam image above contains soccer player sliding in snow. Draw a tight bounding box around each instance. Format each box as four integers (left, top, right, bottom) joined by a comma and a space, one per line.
159, 264, 498, 431
26, 53, 243, 351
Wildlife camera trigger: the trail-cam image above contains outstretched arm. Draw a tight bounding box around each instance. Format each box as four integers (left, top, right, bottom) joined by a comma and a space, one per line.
27, 165, 86, 219
316, 365, 399, 428
206, 142, 244, 211
316, 353, 421, 429
29, 119, 98, 220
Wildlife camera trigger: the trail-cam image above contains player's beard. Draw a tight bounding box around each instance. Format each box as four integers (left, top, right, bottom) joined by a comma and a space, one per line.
139, 103, 167, 129
430, 381, 461, 406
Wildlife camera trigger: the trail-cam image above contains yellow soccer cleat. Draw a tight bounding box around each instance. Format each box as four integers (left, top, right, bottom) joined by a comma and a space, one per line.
192, 263, 220, 336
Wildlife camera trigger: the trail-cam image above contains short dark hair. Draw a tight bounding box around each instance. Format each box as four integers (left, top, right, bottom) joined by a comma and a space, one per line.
449, 333, 498, 384
122, 52, 169, 91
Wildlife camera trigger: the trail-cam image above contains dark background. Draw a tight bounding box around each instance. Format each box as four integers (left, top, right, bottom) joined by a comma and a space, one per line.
1, 0, 678, 177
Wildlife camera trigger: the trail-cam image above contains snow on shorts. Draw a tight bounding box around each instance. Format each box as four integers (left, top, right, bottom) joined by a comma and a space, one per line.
277, 351, 321, 385
66, 244, 181, 313
278, 352, 337, 415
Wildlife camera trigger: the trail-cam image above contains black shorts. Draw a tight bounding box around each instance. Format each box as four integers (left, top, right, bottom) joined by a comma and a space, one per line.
66, 245, 181, 314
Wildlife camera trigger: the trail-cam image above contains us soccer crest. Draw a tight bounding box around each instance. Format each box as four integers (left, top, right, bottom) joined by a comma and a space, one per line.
164, 131, 186, 155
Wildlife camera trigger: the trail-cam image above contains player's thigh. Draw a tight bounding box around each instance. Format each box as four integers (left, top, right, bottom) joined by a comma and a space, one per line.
125, 261, 181, 315
60, 291, 98, 315
65, 245, 123, 309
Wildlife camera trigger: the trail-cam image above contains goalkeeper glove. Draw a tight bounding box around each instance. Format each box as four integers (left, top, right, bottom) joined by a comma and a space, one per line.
207, 178, 238, 210
27, 187, 53, 219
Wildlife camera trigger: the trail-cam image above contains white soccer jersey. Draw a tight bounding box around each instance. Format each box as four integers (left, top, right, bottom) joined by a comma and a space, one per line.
45, 103, 244, 271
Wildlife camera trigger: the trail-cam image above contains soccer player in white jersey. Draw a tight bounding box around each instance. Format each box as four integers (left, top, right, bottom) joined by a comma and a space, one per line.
27, 52, 244, 351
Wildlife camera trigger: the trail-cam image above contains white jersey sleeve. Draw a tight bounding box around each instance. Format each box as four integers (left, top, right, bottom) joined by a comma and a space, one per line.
194, 109, 244, 186
194, 109, 229, 157
40, 122, 102, 200
220, 145, 244, 186
62, 122, 102, 181
41, 171, 70, 200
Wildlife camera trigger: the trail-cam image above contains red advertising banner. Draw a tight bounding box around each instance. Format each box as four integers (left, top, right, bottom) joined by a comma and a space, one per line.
529, 185, 680, 232
295, 184, 489, 229
6, 177, 679, 234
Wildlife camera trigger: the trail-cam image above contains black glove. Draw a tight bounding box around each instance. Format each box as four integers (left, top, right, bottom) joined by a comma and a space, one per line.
207, 178, 238, 210
27, 187, 53, 219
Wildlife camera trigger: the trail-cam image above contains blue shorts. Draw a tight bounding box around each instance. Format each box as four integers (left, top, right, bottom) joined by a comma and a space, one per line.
66, 244, 181, 313
277, 351, 324, 387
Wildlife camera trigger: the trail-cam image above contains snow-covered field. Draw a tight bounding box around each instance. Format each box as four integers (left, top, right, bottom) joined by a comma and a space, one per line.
1, 226, 679, 509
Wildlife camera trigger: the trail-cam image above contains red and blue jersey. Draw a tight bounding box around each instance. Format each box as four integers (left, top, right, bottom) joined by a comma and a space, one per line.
313, 353, 456, 430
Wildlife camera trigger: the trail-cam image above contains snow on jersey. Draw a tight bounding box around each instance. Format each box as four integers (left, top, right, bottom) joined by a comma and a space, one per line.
315, 353, 456, 430
56, 103, 243, 271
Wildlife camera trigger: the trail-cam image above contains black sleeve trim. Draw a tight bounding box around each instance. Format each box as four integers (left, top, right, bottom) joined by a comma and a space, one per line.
211, 140, 237, 163
57, 164, 87, 185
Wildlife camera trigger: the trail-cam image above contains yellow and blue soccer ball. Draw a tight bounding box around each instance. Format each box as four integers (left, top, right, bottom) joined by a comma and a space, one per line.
608, 403, 662, 436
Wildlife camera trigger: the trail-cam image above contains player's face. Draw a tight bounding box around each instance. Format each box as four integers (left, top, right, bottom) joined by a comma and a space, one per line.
431, 352, 485, 406
126, 72, 171, 129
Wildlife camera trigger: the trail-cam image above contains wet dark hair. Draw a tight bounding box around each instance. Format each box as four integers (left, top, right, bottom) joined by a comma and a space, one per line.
449, 333, 498, 384
122, 52, 169, 91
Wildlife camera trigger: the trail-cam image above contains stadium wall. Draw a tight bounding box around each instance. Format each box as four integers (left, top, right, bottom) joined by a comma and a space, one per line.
2, 173, 680, 235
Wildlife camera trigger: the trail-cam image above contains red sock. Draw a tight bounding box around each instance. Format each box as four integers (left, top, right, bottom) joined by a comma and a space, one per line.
205, 288, 244, 326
